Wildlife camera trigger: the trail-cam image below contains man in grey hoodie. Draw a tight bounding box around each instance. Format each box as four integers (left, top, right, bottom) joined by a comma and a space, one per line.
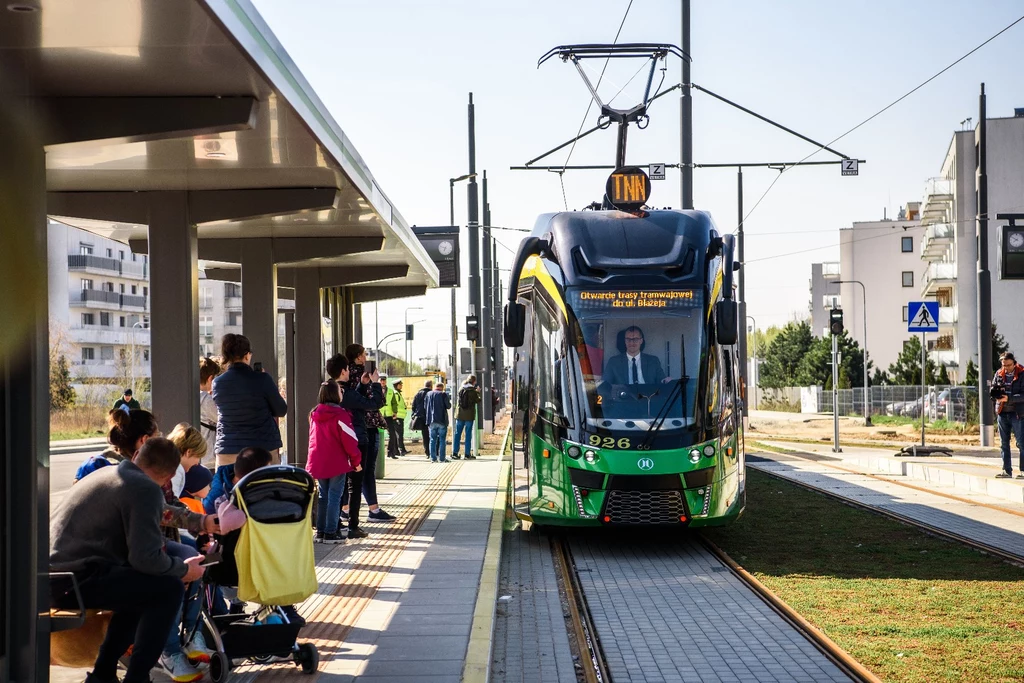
50, 437, 206, 683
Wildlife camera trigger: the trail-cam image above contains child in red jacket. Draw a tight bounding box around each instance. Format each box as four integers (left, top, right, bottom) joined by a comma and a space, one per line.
307, 376, 362, 543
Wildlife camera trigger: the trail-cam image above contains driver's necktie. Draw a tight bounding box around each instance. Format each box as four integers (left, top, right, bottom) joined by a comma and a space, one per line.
631, 357, 638, 384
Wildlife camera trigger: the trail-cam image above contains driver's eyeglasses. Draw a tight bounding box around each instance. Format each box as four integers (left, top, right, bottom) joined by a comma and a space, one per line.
625, 336, 643, 342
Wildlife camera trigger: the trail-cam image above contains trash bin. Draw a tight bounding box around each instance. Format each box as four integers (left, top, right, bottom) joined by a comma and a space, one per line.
376, 427, 387, 480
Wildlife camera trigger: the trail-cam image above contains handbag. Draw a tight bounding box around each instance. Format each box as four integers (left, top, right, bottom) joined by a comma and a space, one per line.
410, 413, 424, 431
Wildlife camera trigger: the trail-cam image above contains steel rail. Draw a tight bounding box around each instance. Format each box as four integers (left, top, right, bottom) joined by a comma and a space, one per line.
552, 536, 609, 683
747, 453, 1024, 567
699, 535, 881, 683
752, 441, 1024, 521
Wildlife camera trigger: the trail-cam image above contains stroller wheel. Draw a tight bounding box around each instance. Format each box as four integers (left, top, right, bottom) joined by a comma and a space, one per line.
209, 651, 229, 683
295, 643, 319, 674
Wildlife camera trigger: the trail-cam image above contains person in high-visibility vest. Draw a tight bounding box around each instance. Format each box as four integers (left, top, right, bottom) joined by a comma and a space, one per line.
388, 379, 409, 458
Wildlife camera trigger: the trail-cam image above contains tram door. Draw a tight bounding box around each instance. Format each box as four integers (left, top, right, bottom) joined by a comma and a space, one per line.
510, 304, 533, 520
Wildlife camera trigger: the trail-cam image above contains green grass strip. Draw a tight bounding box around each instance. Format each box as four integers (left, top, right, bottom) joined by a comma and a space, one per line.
704, 469, 1024, 683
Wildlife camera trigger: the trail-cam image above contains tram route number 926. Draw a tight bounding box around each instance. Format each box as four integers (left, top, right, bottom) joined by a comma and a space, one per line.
588, 435, 631, 449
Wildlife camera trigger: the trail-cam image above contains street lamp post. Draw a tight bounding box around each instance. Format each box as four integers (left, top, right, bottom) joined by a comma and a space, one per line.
833, 279, 871, 426
449, 172, 476, 424
404, 307, 424, 371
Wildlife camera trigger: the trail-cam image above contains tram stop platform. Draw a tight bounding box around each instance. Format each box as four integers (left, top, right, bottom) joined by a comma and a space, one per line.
50, 433, 510, 683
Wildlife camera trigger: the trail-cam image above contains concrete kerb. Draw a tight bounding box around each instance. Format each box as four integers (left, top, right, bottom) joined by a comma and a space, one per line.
461, 424, 512, 683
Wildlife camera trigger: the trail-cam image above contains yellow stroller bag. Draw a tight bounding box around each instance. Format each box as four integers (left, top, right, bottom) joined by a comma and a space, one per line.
233, 465, 318, 606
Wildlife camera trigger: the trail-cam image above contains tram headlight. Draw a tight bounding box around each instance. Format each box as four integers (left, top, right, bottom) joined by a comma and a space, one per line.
689, 449, 701, 463
584, 450, 598, 463
566, 444, 582, 459
702, 444, 715, 457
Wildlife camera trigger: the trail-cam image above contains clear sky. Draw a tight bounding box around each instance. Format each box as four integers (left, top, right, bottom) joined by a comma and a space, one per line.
252, 0, 1024, 366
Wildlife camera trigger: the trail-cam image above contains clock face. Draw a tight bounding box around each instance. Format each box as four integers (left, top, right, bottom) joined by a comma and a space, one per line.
438, 241, 454, 256
1010, 232, 1024, 249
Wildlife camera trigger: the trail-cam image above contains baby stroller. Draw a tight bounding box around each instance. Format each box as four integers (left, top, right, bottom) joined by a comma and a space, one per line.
188, 465, 320, 681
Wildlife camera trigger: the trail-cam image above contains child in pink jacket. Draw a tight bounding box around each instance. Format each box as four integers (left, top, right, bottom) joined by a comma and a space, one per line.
307, 378, 362, 543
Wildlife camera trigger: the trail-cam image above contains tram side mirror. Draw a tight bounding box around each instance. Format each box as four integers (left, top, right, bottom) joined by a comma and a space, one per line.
715, 300, 739, 346
504, 302, 526, 348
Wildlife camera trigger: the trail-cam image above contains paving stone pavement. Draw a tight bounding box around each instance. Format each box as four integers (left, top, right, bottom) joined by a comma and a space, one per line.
749, 449, 1024, 560
569, 534, 852, 683
490, 529, 578, 683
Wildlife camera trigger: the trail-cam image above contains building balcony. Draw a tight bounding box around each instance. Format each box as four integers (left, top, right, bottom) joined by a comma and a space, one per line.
921, 177, 953, 223
920, 222, 954, 261
821, 262, 840, 278
71, 358, 152, 380
929, 349, 958, 367
821, 294, 840, 310
225, 296, 243, 309
921, 262, 956, 296
68, 325, 151, 347
120, 294, 148, 311
68, 254, 148, 280
938, 305, 957, 326
70, 290, 149, 311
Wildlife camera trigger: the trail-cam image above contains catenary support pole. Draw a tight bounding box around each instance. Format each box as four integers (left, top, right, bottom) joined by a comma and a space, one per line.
481, 171, 493, 432
737, 167, 747, 418
467, 93, 482, 456
832, 332, 841, 453
680, 0, 692, 209
977, 83, 993, 447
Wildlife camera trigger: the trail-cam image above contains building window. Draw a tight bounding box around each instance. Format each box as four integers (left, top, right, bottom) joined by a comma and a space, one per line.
143, 286, 148, 296
100, 312, 111, 326
119, 316, 126, 327
142, 316, 150, 328
131, 253, 137, 262
81, 312, 95, 326
143, 350, 150, 362
102, 282, 114, 292
119, 250, 125, 260
106, 248, 113, 258
902, 271, 914, 287
81, 279, 93, 290
902, 306, 909, 322
100, 346, 114, 361
200, 315, 214, 337
131, 285, 137, 295
228, 311, 242, 327
79, 244, 93, 255
901, 236, 913, 253
225, 283, 241, 298
81, 347, 94, 361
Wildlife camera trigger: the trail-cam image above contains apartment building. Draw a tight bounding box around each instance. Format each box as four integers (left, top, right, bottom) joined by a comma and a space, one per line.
199, 279, 244, 358
47, 221, 152, 385
920, 113, 1024, 381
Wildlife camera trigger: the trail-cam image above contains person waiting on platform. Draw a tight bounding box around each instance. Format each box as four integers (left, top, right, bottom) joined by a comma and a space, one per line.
991, 351, 1024, 479
411, 380, 433, 458
51, 437, 206, 683
602, 325, 670, 385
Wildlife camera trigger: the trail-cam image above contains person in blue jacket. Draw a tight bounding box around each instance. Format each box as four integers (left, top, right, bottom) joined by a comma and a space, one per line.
203, 334, 287, 515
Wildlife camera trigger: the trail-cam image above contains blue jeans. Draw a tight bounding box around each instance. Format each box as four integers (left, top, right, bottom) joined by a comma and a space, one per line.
203, 463, 235, 514
429, 423, 448, 462
316, 473, 347, 534
997, 410, 1024, 473
453, 419, 474, 457
163, 541, 201, 656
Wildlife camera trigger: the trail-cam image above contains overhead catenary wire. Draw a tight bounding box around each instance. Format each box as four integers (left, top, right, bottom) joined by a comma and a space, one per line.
728, 11, 1024, 234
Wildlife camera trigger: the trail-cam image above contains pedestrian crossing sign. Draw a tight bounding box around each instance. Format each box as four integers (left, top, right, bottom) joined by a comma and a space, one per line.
907, 301, 939, 332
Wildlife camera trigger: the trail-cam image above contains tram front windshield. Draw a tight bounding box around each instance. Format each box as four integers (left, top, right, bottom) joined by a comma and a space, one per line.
566, 288, 704, 433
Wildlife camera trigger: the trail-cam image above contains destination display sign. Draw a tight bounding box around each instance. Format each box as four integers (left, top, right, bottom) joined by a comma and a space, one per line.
571, 289, 700, 311
605, 166, 651, 212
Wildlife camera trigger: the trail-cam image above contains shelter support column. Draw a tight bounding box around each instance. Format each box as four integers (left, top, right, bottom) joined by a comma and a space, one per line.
241, 239, 278, 372
293, 268, 322, 466
283, 310, 297, 465
148, 192, 200, 427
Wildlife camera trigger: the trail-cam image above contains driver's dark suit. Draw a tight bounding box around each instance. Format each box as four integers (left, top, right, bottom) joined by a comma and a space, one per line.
603, 353, 666, 385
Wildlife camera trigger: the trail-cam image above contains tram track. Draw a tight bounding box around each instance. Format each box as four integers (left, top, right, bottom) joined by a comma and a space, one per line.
549, 530, 861, 683
750, 443, 1024, 566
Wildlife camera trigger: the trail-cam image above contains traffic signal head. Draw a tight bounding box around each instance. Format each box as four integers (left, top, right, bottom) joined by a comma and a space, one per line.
829, 308, 844, 336
466, 315, 479, 342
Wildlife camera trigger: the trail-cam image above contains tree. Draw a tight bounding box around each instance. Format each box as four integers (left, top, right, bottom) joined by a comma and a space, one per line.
758, 321, 814, 389
871, 367, 891, 386
991, 323, 1010, 373
49, 353, 76, 410
964, 359, 978, 386
794, 330, 865, 388
886, 336, 941, 385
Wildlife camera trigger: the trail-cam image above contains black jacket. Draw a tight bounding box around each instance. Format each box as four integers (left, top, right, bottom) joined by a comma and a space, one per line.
411, 387, 431, 418
341, 381, 385, 444
212, 363, 287, 454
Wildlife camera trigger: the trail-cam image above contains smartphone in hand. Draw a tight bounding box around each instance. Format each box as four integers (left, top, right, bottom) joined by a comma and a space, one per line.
253, 361, 263, 373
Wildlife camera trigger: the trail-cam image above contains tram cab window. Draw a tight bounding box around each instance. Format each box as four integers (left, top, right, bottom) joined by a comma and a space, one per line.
532, 295, 570, 426
566, 288, 703, 431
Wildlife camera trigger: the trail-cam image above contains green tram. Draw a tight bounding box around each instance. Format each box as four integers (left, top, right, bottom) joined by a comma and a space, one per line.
502, 196, 746, 527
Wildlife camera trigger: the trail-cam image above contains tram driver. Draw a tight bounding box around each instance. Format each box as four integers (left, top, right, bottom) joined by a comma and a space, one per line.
602, 325, 672, 386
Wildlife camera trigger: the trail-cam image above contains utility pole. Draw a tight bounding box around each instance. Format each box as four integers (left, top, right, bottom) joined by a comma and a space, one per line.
680, 0, 692, 209
977, 83, 993, 447
481, 171, 494, 433
737, 167, 747, 418
467, 93, 481, 457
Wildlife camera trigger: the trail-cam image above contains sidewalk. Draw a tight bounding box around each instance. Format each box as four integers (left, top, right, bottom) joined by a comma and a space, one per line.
749, 440, 1024, 560
50, 445, 508, 683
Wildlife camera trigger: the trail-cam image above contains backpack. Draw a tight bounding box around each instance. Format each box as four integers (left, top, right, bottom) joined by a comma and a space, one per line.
458, 387, 473, 410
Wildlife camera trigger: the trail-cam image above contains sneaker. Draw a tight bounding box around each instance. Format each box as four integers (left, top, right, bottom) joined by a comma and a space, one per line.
440, 459, 450, 463
368, 509, 396, 522
348, 527, 369, 539
1017, 473, 1024, 479
465, 454, 477, 460
322, 531, 345, 544
431, 458, 438, 463
995, 471, 1012, 478
159, 652, 204, 683
340, 510, 350, 522
314, 530, 325, 543
280, 605, 306, 627
184, 631, 213, 665
451, 454, 461, 460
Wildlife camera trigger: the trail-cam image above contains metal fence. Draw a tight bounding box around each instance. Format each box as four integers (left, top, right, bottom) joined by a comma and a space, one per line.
809, 385, 977, 422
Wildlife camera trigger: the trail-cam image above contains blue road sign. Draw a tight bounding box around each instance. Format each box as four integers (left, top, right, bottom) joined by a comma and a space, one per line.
907, 301, 939, 333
